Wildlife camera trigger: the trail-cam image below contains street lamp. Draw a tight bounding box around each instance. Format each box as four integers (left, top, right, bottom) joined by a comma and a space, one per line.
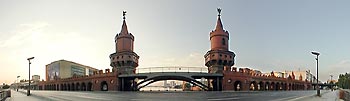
311, 51, 320, 96
330, 75, 333, 91
16, 76, 20, 92
27, 57, 34, 96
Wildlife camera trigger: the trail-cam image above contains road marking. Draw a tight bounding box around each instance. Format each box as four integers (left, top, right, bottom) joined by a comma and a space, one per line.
286, 95, 314, 101
74, 94, 112, 100
271, 95, 301, 101
208, 97, 240, 100
130, 99, 144, 101
48, 95, 73, 101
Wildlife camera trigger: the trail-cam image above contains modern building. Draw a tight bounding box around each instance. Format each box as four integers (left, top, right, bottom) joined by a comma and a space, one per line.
32, 75, 40, 82
45, 60, 99, 81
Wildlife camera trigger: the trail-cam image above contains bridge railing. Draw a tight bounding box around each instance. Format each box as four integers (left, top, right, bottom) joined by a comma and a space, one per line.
136, 67, 208, 73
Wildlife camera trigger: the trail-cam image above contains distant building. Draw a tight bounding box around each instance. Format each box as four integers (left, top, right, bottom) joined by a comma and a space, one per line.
45, 60, 98, 81
284, 70, 315, 82
32, 75, 40, 82
170, 81, 176, 87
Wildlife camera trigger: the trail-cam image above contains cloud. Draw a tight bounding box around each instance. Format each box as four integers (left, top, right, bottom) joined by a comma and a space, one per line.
320, 59, 350, 81
0, 22, 100, 84
329, 60, 350, 71
0, 22, 50, 48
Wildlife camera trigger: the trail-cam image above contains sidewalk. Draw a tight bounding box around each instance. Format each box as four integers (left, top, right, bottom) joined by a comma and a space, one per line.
293, 90, 343, 101
5, 90, 45, 101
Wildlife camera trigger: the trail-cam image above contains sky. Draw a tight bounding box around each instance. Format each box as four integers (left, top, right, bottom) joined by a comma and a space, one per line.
1, 0, 350, 84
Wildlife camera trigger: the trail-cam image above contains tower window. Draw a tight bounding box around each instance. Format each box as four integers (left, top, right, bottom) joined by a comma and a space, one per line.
222, 38, 226, 45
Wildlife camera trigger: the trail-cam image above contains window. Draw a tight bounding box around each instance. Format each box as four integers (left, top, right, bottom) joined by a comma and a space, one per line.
222, 38, 226, 45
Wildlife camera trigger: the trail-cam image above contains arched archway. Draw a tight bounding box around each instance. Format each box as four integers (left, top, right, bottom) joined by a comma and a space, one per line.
60, 84, 63, 91
81, 82, 86, 91
276, 82, 281, 90
271, 82, 275, 90
233, 81, 242, 91
87, 82, 92, 91
76, 83, 80, 91
55, 84, 58, 90
283, 83, 287, 90
265, 82, 270, 90
250, 81, 257, 91
71, 83, 75, 91
135, 76, 210, 91
101, 81, 108, 91
258, 81, 264, 91
67, 83, 71, 91
64, 84, 67, 91
289, 83, 292, 90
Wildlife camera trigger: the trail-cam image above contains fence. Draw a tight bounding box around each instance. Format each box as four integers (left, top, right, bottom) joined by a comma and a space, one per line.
0, 89, 11, 101
136, 67, 208, 73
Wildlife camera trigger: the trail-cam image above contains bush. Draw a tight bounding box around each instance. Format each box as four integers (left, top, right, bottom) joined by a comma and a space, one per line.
2, 84, 10, 89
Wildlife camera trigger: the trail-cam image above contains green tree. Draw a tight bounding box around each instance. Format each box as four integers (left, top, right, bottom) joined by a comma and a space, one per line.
2, 84, 10, 89
337, 73, 350, 89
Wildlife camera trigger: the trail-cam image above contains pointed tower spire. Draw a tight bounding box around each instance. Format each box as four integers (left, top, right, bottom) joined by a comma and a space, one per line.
121, 11, 129, 34
215, 8, 223, 30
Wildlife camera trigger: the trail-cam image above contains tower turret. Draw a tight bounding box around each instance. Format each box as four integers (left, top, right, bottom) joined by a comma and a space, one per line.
204, 8, 235, 73
110, 11, 139, 75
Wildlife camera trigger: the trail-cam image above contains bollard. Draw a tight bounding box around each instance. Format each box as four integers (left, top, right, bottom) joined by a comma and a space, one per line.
0, 90, 11, 101
340, 90, 344, 100
339, 90, 350, 101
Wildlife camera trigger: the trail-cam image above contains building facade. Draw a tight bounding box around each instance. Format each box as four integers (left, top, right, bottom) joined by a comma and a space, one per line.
45, 60, 99, 81
32, 75, 40, 82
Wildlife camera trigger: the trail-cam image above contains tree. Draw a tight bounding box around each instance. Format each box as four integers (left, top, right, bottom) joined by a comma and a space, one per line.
337, 73, 350, 89
2, 84, 10, 89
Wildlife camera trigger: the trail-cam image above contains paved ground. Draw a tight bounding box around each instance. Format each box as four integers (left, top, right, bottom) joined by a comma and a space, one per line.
292, 90, 343, 101
5, 90, 47, 101
4, 89, 340, 101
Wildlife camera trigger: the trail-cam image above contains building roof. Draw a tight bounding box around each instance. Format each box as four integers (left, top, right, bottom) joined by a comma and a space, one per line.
46, 59, 99, 71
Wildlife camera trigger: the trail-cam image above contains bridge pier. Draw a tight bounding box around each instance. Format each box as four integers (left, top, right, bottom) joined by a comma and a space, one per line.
211, 77, 223, 91
119, 78, 135, 91
120, 78, 124, 91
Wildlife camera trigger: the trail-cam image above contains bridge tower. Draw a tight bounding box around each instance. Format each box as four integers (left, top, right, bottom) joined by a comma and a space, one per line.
204, 8, 235, 91
110, 11, 139, 91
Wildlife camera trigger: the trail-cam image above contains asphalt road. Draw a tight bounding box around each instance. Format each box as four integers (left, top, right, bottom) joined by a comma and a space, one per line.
11, 90, 326, 101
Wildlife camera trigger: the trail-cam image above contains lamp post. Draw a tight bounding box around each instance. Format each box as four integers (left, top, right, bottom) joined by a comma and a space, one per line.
16, 76, 20, 92
27, 57, 34, 96
311, 51, 320, 96
330, 75, 333, 91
